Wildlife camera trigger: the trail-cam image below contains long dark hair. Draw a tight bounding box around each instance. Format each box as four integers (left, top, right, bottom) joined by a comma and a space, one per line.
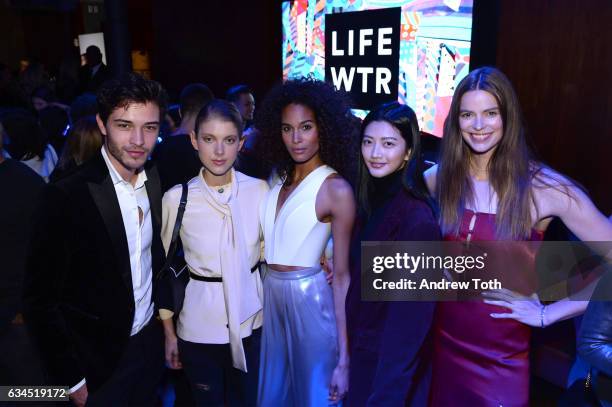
358, 102, 434, 217
255, 77, 358, 185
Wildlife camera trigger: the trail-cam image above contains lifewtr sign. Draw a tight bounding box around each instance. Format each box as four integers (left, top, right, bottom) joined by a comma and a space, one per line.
325, 8, 401, 110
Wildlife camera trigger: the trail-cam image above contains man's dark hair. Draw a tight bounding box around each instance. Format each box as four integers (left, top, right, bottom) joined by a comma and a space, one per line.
225, 84, 252, 103
85, 45, 103, 66
179, 83, 214, 117
86, 45, 102, 57
96, 72, 168, 124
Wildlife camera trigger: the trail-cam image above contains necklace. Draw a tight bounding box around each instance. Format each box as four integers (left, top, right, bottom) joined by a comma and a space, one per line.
215, 182, 231, 194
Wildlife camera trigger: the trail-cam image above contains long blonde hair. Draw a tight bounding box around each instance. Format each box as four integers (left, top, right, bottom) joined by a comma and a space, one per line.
437, 67, 536, 239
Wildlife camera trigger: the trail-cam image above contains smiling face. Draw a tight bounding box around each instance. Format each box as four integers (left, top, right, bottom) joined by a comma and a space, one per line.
96, 102, 160, 184
459, 90, 503, 161
281, 103, 320, 164
361, 120, 409, 178
190, 116, 244, 186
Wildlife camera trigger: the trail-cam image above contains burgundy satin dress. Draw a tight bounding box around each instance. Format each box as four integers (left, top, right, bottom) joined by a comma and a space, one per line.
429, 210, 544, 407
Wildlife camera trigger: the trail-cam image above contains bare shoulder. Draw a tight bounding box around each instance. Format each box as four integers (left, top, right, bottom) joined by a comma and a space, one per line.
316, 174, 355, 222
529, 165, 612, 242
531, 166, 574, 190
531, 165, 585, 213
532, 166, 612, 241
423, 164, 438, 196
323, 174, 354, 202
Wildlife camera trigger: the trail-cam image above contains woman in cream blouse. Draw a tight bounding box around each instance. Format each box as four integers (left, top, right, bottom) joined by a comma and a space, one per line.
160, 99, 268, 406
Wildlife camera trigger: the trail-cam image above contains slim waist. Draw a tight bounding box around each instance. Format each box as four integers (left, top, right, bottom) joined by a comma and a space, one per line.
264, 264, 322, 280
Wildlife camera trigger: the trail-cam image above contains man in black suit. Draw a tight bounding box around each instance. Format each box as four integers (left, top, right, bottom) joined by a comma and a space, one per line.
24, 73, 168, 406
78, 45, 112, 94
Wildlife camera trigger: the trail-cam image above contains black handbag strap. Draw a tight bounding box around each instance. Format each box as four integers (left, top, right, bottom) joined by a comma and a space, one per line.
157, 183, 188, 280
168, 183, 188, 259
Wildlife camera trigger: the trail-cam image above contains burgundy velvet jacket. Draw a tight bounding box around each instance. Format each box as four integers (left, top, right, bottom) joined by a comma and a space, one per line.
345, 186, 441, 407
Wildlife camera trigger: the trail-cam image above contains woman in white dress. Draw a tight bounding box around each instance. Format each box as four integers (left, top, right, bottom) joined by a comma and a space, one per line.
255, 78, 358, 406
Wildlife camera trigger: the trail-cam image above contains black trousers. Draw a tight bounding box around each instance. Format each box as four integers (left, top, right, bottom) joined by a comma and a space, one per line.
178, 328, 261, 407
86, 318, 165, 406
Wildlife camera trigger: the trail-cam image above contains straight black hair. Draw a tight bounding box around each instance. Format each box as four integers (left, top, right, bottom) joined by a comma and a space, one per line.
358, 102, 435, 217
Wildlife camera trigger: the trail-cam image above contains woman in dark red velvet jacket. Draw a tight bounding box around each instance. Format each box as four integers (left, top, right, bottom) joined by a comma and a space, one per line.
345, 102, 440, 406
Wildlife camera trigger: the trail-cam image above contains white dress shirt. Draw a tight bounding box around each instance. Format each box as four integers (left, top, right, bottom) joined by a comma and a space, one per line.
101, 146, 154, 335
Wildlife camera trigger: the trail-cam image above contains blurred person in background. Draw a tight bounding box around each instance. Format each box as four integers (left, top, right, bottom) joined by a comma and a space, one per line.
0, 120, 46, 387
31, 85, 69, 113
577, 269, 612, 406
39, 105, 70, 156
19, 61, 50, 101
0, 62, 28, 108
77, 46, 111, 94
152, 83, 214, 192
226, 84, 255, 130
0, 108, 58, 182
69, 92, 98, 124
50, 115, 102, 182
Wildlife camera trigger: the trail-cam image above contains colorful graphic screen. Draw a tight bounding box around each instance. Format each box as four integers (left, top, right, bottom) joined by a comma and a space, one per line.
282, 0, 473, 137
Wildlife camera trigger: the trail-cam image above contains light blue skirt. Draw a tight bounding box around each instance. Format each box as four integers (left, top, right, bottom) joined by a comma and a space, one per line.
258, 266, 340, 407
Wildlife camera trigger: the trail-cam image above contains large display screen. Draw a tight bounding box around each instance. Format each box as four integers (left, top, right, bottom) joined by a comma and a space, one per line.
281, 0, 473, 137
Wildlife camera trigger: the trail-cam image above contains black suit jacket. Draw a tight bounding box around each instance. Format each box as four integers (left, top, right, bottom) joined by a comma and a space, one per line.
23, 152, 164, 391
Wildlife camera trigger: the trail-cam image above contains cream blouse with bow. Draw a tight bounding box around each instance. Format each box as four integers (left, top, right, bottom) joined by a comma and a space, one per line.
160, 169, 268, 372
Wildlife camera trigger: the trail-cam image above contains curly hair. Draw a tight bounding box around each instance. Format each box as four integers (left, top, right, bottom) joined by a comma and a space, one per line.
254, 78, 358, 185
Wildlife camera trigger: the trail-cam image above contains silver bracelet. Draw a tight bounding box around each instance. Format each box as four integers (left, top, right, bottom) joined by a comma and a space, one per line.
540, 304, 547, 328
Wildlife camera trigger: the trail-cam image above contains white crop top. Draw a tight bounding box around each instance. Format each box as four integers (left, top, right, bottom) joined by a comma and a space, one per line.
260, 165, 336, 267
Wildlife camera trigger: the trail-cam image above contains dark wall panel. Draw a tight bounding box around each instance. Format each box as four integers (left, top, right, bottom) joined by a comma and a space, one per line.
151, 0, 281, 102
496, 0, 612, 213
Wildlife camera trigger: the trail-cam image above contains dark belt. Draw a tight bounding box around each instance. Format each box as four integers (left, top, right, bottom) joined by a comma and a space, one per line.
189, 262, 262, 283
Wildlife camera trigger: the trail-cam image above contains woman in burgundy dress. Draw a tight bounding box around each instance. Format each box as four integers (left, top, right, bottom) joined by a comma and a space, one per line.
425, 67, 612, 406
346, 102, 440, 406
